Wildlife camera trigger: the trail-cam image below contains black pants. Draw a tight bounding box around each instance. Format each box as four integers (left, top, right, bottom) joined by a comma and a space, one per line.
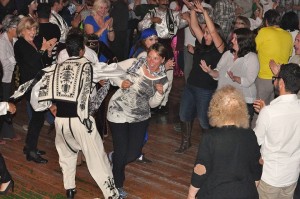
247, 103, 254, 125
109, 120, 149, 188
294, 176, 300, 199
0, 153, 11, 183
25, 99, 45, 152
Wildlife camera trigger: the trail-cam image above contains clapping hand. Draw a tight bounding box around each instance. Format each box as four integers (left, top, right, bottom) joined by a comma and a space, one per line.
105, 18, 113, 29
42, 37, 57, 51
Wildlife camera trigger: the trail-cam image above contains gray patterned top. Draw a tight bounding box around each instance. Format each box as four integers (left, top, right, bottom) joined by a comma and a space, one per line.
107, 64, 168, 123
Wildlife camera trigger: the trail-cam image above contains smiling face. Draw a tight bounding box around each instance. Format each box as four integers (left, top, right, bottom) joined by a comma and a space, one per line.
144, 35, 158, 49
96, 3, 109, 17
146, 50, 165, 72
22, 26, 37, 42
294, 33, 300, 55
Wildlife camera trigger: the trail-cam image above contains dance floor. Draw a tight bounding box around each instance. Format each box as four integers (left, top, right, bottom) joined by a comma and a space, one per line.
0, 76, 205, 198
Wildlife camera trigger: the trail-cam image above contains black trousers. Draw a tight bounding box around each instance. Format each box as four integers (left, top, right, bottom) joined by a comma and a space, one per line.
109, 120, 149, 188
25, 98, 45, 152
0, 116, 11, 183
0, 153, 11, 183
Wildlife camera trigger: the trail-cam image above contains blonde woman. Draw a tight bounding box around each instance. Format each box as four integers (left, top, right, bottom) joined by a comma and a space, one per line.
14, 17, 56, 163
84, 0, 114, 62
187, 85, 262, 199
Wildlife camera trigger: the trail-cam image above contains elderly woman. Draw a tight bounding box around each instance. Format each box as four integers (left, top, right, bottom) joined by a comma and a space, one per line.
201, 28, 259, 123
0, 15, 20, 142
188, 85, 262, 199
14, 17, 56, 164
107, 43, 169, 197
84, 0, 114, 62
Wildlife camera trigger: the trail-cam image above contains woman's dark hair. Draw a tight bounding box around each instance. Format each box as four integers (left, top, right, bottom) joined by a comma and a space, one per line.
148, 43, 168, 59
131, 39, 147, 58
235, 16, 251, 29
66, 28, 85, 57
280, 11, 299, 31
197, 23, 225, 52
233, 28, 256, 58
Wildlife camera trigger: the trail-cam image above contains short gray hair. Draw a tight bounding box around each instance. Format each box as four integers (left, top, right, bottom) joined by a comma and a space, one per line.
2, 15, 20, 32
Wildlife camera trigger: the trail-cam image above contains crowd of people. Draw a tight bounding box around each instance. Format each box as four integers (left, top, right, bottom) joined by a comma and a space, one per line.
0, 0, 300, 198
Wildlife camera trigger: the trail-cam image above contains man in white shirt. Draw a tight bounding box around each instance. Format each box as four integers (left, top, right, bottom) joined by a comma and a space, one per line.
254, 63, 300, 199
49, 0, 69, 53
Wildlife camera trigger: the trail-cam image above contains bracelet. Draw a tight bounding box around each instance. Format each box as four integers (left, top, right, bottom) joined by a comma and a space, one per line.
39, 50, 45, 54
108, 29, 114, 32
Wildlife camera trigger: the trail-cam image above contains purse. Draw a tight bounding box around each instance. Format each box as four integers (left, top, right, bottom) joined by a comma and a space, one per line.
86, 34, 118, 64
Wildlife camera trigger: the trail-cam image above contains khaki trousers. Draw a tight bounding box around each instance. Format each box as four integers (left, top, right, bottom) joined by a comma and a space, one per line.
258, 180, 297, 199
55, 117, 119, 199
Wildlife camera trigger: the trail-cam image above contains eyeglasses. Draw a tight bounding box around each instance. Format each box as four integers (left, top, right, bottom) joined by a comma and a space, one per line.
272, 76, 281, 83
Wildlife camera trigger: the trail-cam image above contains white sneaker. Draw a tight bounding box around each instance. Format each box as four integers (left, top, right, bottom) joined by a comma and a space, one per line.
117, 187, 128, 198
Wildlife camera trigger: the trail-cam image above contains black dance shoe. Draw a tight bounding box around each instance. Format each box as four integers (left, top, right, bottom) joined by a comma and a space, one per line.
26, 151, 48, 164
66, 188, 76, 199
23, 147, 46, 155
135, 154, 152, 163
0, 180, 14, 195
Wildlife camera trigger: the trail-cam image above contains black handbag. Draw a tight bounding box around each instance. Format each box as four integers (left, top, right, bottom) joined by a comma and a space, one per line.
86, 34, 118, 64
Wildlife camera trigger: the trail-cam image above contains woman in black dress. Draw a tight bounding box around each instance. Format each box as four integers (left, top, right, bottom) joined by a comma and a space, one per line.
187, 85, 262, 199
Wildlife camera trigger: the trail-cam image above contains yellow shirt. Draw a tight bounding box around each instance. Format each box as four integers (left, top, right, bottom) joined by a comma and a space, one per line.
255, 26, 293, 79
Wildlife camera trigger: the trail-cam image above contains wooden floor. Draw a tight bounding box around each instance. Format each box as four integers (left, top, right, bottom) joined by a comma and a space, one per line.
0, 76, 204, 199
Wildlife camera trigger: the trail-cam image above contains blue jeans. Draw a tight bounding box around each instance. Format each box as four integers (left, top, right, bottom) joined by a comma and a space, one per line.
179, 84, 214, 129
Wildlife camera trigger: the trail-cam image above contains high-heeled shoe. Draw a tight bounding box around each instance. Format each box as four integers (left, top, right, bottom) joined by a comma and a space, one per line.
0, 180, 14, 195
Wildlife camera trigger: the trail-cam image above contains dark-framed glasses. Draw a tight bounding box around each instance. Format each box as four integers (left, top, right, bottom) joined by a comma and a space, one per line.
272, 76, 281, 83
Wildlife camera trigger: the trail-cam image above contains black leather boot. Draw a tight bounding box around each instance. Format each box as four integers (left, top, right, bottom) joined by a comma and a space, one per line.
175, 121, 192, 154
66, 188, 76, 199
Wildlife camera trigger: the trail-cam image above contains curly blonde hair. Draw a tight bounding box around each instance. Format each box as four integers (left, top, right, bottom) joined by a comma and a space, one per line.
208, 85, 249, 128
